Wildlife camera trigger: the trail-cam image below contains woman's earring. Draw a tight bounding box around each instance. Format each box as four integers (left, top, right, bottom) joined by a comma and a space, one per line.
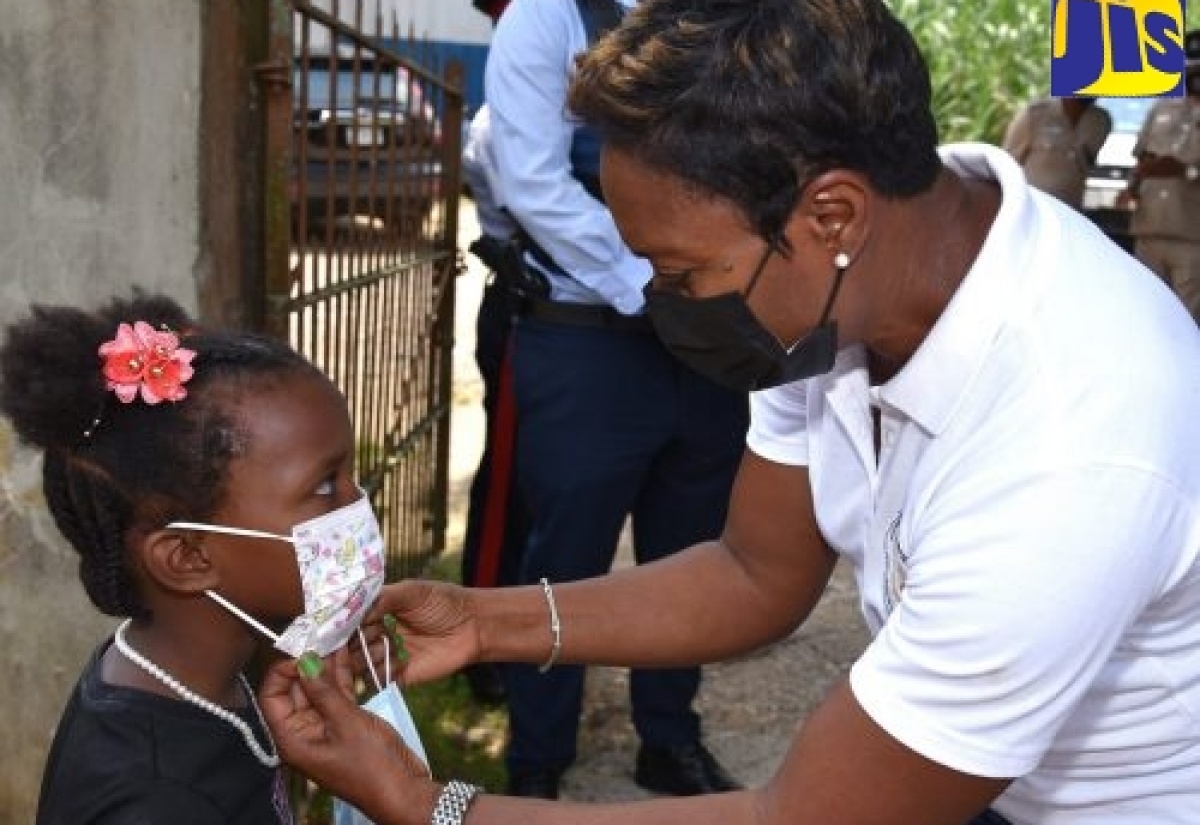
834, 252, 850, 270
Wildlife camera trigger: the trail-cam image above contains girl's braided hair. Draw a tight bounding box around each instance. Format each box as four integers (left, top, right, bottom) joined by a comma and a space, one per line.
0, 293, 320, 619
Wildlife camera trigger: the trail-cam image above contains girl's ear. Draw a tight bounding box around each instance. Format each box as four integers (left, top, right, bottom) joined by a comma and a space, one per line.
139, 530, 220, 595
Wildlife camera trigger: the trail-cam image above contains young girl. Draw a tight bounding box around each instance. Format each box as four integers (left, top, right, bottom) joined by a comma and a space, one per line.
1, 294, 386, 825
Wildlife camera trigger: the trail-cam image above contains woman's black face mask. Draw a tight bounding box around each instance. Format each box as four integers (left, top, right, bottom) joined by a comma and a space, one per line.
645, 246, 849, 393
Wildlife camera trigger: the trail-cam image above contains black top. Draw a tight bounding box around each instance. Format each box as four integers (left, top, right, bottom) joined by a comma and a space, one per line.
36, 639, 293, 825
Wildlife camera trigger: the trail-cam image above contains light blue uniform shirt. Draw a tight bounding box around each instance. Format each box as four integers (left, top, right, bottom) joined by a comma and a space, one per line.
462, 105, 518, 242
484, 0, 650, 314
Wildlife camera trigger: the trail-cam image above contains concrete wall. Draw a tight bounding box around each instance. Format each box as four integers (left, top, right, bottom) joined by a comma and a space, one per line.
0, 1, 203, 821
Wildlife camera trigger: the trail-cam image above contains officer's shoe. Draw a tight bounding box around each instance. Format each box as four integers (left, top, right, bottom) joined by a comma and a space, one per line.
634, 742, 742, 796
506, 768, 563, 800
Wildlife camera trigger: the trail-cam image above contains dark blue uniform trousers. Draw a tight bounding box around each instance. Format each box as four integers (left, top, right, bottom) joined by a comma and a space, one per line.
504, 315, 749, 775
461, 277, 528, 591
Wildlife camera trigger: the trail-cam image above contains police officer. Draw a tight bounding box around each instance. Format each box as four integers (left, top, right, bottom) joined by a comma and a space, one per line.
1124, 29, 1200, 323
1001, 96, 1111, 209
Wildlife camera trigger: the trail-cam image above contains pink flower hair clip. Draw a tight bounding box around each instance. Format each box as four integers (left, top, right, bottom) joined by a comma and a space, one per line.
98, 321, 197, 405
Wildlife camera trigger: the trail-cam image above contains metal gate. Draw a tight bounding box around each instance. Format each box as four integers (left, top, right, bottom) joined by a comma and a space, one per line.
261, 0, 464, 579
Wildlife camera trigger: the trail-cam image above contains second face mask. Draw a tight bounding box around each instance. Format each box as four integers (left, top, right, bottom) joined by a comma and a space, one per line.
333, 631, 430, 825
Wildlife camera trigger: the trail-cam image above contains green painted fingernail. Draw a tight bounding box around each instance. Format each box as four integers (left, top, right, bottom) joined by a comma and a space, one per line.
298, 652, 323, 679
383, 614, 410, 661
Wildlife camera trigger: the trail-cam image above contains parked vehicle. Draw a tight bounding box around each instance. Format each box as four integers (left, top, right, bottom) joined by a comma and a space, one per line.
290, 54, 442, 239
389, 0, 494, 117
1082, 96, 1156, 252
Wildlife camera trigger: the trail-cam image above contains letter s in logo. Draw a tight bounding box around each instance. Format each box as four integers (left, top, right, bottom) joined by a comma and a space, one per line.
1143, 10, 1185, 74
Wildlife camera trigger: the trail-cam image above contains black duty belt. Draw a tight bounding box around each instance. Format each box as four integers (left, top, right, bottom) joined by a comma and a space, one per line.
518, 296, 653, 334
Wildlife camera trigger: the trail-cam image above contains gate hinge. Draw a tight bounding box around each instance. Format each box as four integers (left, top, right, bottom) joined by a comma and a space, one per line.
253, 59, 292, 93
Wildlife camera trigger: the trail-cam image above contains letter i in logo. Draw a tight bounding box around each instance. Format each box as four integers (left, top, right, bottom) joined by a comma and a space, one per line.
1051, 0, 1186, 98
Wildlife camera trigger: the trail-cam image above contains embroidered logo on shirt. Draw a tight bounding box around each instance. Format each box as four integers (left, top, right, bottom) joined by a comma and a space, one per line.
883, 511, 910, 615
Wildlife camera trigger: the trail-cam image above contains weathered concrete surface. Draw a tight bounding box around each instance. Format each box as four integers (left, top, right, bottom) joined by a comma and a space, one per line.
0, 2, 202, 821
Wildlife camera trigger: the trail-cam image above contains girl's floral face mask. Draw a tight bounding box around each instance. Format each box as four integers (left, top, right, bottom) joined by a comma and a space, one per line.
170, 491, 387, 658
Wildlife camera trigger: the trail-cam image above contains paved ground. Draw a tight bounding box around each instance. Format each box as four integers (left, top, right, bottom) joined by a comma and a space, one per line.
448, 199, 871, 800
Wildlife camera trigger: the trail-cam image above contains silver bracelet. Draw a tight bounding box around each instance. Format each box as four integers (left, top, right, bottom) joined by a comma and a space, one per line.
430, 780, 483, 825
537, 577, 562, 673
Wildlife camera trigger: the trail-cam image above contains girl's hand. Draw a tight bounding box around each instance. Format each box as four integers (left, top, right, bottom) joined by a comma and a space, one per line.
259, 649, 437, 823
365, 580, 480, 685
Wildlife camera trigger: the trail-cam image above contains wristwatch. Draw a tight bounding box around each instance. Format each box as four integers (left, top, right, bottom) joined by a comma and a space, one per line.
430, 780, 483, 825
1186, 163, 1199, 182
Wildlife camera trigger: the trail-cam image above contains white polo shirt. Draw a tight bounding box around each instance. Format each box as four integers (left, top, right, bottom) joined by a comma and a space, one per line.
747, 143, 1200, 824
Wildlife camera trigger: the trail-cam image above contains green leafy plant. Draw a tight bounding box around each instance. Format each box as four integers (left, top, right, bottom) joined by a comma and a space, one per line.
888, 0, 1050, 144
888, 0, 1199, 145
405, 672, 509, 791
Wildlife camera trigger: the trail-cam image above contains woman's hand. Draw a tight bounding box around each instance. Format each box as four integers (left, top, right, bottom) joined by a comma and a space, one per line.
365, 580, 481, 685
258, 649, 437, 824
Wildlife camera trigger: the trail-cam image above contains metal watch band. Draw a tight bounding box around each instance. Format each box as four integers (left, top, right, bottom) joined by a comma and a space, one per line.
430, 780, 483, 825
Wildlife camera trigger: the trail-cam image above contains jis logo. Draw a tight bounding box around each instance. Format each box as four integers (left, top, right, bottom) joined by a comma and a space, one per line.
1051, 0, 1187, 97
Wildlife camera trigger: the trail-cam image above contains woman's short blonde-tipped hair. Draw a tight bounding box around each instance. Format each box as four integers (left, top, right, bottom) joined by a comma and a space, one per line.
569, 0, 942, 241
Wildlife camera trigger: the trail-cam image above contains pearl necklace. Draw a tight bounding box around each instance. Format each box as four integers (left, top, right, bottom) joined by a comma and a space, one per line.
113, 619, 280, 768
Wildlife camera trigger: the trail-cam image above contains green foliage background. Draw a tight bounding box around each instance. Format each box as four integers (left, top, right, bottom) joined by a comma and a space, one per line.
887, 0, 1200, 145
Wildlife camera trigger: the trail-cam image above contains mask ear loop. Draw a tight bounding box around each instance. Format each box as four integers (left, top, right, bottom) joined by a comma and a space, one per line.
206, 591, 282, 646
740, 242, 776, 300
813, 252, 852, 326
169, 522, 293, 542
357, 627, 390, 693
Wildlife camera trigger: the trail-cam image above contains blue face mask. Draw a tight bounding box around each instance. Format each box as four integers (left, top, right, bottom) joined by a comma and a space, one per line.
645, 250, 851, 392
333, 632, 430, 825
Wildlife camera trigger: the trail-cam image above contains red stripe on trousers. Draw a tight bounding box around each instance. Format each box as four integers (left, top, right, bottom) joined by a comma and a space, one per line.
475, 335, 517, 588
